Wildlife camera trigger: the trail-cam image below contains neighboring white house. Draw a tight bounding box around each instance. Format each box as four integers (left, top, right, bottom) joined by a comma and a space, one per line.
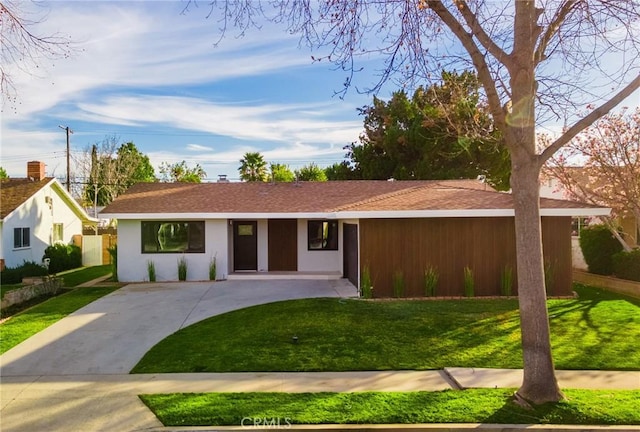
0, 161, 98, 270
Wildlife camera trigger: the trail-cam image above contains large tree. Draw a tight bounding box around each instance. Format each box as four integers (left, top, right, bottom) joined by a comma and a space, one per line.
270, 163, 295, 182
542, 108, 640, 250
239, 152, 268, 182
295, 163, 328, 181
80, 137, 156, 207
191, 1, 640, 404
158, 160, 206, 183
347, 71, 510, 189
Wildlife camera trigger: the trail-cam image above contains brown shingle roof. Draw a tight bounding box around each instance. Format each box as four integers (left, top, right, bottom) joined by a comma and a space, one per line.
0, 177, 53, 219
101, 179, 603, 216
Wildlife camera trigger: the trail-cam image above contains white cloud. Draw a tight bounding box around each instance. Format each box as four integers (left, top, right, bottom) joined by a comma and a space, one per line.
74, 94, 363, 145
3, 1, 311, 119
186, 144, 214, 152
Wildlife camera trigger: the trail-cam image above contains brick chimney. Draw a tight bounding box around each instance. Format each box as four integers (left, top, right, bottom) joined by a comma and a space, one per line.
27, 161, 46, 181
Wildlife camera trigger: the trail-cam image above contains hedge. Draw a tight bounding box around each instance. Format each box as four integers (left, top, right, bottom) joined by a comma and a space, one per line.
579, 225, 623, 275
43, 244, 82, 274
0, 261, 48, 284
612, 249, 640, 282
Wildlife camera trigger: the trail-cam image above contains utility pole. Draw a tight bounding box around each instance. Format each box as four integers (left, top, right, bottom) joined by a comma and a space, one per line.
58, 125, 73, 191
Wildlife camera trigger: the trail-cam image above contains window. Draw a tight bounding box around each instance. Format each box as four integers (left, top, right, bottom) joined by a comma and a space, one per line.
53, 223, 64, 243
571, 217, 588, 237
141, 221, 205, 253
14, 227, 30, 248
308, 220, 338, 251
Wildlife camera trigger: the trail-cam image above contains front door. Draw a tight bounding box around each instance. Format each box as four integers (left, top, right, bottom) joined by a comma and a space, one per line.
343, 223, 358, 287
233, 221, 258, 271
268, 219, 297, 271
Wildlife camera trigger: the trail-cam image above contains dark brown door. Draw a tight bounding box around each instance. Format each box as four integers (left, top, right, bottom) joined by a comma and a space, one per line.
268, 219, 298, 271
233, 221, 257, 271
343, 223, 358, 286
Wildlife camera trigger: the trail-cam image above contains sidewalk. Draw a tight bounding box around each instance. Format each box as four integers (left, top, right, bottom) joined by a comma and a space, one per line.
1, 369, 638, 431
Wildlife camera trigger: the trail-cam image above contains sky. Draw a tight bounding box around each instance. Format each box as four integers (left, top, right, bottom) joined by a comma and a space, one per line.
1, 1, 639, 184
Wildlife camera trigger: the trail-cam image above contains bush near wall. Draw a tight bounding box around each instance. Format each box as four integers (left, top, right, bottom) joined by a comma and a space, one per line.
579, 225, 623, 275
0, 261, 49, 284
612, 249, 640, 282
43, 244, 82, 274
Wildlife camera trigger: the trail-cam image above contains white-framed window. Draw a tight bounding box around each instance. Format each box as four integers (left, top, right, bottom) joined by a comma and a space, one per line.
53, 223, 64, 243
14, 227, 30, 248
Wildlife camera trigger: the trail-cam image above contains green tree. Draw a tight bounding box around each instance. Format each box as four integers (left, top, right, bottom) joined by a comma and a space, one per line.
0, 167, 8, 179
193, 1, 640, 404
324, 162, 356, 180
295, 163, 327, 182
239, 152, 268, 182
347, 71, 510, 189
158, 161, 206, 183
82, 137, 156, 206
270, 163, 295, 182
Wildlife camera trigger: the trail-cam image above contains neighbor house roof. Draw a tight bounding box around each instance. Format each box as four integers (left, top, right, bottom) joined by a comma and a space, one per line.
1, 177, 97, 223
101, 180, 609, 219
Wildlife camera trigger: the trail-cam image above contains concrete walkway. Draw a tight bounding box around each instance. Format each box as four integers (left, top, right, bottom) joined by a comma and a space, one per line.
1, 369, 638, 431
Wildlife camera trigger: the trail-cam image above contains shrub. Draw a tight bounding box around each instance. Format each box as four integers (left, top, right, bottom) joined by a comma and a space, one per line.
463, 267, 475, 297
0, 261, 48, 284
360, 265, 373, 299
612, 249, 640, 282
42, 244, 82, 274
544, 261, 557, 295
178, 257, 188, 281
579, 225, 623, 275
147, 260, 156, 282
424, 266, 438, 297
500, 265, 513, 296
392, 270, 405, 298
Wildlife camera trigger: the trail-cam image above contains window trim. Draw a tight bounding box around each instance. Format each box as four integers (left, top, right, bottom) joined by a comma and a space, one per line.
307, 220, 338, 251
141, 221, 206, 254
14, 227, 31, 249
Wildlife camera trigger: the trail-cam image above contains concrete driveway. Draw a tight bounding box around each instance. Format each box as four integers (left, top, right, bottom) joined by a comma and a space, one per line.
0, 279, 357, 376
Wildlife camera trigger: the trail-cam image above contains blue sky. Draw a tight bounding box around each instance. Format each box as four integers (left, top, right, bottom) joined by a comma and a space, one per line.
2, 1, 384, 181
2, 1, 638, 183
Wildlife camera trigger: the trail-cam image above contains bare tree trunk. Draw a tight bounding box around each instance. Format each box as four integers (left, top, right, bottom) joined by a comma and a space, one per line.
511, 149, 564, 404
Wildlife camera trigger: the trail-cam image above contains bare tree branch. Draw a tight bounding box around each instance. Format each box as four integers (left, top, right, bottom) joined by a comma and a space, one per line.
539, 73, 640, 165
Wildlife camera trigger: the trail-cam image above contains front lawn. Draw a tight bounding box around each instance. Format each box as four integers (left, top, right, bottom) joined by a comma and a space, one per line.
0, 285, 120, 354
132, 284, 639, 373
60, 264, 112, 287
140, 389, 640, 426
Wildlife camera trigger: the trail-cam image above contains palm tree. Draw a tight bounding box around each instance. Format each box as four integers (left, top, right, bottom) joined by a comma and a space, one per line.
238, 152, 268, 182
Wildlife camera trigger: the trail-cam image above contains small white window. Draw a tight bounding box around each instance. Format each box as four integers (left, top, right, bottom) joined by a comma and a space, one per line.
53, 223, 64, 243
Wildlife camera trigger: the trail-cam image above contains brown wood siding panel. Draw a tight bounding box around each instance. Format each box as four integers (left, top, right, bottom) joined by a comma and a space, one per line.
360, 217, 570, 298
268, 219, 298, 271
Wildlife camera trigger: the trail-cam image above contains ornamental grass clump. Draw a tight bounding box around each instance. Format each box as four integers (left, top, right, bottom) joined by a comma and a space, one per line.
178, 257, 188, 281
392, 270, 405, 298
147, 260, 156, 282
463, 266, 475, 297
500, 265, 513, 296
424, 266, 438, 297
360, 265, 373, 299
209, 254, 217, 281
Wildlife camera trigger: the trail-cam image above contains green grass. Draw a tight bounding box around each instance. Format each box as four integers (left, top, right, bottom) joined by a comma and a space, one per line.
60, 265, 112, 287
132, 284, 640, 373
139, 389, 640, 426
0, 285, 119, 354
